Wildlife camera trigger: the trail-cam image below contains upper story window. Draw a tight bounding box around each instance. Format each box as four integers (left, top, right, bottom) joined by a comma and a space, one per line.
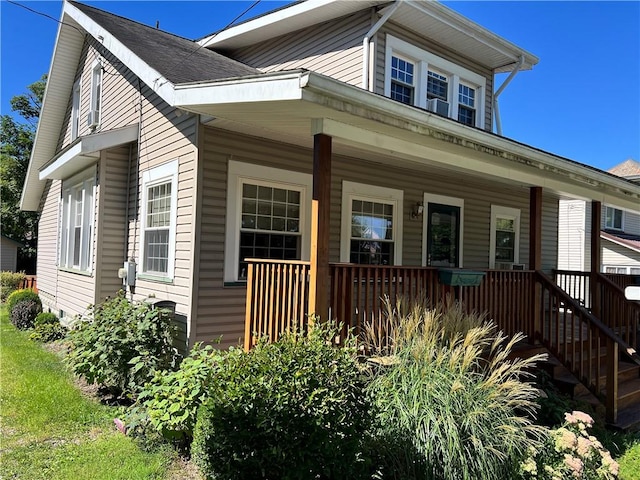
604, 206, 623, 230
384, 35, 486, 129
71, 79, 81, 140
59, 167, 95, 272
89, 61, 102, 129
140, 160, 178, 279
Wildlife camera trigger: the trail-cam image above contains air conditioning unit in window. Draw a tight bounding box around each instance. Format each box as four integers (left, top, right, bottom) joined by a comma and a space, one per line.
87, 110, 100, 129
495, 262, 513, 270
427, 98, 449, 117
512, 263, 525, 271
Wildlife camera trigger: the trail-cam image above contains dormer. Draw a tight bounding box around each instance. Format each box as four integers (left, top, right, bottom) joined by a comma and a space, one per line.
200, 0, 538, 134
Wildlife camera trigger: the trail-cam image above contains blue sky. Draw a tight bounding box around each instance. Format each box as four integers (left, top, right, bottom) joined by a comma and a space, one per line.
1, 1, 638, 173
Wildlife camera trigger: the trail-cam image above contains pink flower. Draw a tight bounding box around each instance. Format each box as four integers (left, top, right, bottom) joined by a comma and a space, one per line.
564, 454, 584, 477
565, 410, 594, 427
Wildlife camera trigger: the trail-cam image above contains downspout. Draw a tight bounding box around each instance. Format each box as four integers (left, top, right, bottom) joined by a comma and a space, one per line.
493, 55, 525, 136
362, 1, 401, 92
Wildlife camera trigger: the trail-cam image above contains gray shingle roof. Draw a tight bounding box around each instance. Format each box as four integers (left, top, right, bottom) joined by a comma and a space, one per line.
71, 1, 259, 85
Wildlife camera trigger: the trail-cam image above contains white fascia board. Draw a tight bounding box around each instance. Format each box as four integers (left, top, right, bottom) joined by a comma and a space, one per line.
174, 72, 306, 106
64, 1, 176, 105
39, 125, 139, 180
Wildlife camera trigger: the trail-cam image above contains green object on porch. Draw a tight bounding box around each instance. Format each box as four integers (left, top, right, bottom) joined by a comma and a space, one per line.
438, 269, 485, 287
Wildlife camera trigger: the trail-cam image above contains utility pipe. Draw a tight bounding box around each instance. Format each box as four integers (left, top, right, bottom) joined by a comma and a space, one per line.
493, 55, 525, 136
361, 1, 401, 92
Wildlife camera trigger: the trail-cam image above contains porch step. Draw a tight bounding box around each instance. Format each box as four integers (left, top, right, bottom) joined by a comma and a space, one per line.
617, 378, 640, 411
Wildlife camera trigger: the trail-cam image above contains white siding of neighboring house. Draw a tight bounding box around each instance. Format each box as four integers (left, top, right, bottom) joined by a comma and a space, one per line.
558, 199, 587, 271
602, 240, 640, 268
195, 127, 560, 348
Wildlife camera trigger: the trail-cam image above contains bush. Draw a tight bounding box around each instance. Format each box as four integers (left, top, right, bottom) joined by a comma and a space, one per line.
137, 342, 222, 448
364, 297, 546, 480
1, 271, 26, 301
30, 313, 66, 342
66, 291, 181, 398
6, 288, 41, 316
519, 411, 619, 479
192, 321, 372, 480
10, 299, 42, 330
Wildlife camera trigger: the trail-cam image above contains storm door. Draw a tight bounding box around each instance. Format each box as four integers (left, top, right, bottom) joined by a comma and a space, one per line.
426, 202, 461, 267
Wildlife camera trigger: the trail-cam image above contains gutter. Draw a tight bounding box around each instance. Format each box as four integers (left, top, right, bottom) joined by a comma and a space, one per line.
362, 1, 400, 91
493, 55, 525, 136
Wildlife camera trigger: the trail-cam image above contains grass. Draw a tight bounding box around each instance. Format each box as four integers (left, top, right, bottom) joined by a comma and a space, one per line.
0, 305, 172, 479
619, 440, 640, 480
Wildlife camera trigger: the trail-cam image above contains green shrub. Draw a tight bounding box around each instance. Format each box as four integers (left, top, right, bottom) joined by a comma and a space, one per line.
6, 288, 41, 316
519, 411, 619, 479
192, 320, 372, 480
136, 342, 222, 448
30, 313, 66, 342
10, 299, 42, 330
66, 291, 181, 398
364, 297, 546, 480
1, 271, 26, 301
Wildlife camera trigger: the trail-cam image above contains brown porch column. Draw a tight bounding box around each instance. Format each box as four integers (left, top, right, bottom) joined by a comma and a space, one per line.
312, 133, 332, 320
591, 201, 602, 317
529, 187, 543, 343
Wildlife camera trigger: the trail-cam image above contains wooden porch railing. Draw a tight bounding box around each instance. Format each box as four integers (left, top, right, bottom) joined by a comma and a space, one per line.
18, 275, 37, 292
537, 271, 640, 424
604, 273, 640, 291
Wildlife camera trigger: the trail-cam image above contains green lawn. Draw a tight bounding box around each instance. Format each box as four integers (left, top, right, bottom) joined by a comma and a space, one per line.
0, 306, 171, 480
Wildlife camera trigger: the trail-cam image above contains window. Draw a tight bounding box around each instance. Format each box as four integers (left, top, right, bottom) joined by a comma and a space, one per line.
489, 205, 520, 268
89, 61, 102, 128
225, 161, 312, 283
140, 160, 178, 279
604, 266, 640, 275
605, 206, 623, 230
71, 79, 81, 140
59, 168, 95, 272
340, 181, 403, 265
384, 35, 486, 128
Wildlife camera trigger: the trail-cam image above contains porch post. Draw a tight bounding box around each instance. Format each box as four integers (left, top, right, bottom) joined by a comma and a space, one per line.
311, 133, 332, 320
529, 187, 543, 343
591, 201, 602, 317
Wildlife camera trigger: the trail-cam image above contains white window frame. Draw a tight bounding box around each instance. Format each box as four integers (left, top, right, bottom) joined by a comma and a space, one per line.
58, 167, 96, 273
604, 206, 624, 231
340, 181, 403, 265
71, 79, 81, 141
224, 161, 312, 283
139, 159, 178, 280
90, 60, 102, 127
421, 193, 464, 267
604, 266, 640, 275
489, 205, 521, 268
384, 34, 486, 128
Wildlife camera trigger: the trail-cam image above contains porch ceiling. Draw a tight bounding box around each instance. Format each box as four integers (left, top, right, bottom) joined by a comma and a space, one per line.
176, 71, 640, 212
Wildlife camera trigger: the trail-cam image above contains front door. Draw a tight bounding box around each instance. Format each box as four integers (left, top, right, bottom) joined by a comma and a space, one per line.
426, 203, 460, 267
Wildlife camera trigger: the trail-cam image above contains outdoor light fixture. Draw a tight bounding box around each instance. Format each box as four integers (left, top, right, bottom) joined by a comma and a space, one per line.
411, 202, 424, 219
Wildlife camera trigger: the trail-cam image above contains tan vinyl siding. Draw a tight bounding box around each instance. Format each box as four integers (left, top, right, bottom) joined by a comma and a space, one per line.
36, 180, 60, 298
227, 11, 372, 87
558, 199, 587, 271
196, 128, 558, 347
374, 23, 494, 131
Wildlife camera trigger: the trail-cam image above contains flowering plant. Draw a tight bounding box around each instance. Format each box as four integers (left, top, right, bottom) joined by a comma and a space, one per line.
520, 411, 619, 479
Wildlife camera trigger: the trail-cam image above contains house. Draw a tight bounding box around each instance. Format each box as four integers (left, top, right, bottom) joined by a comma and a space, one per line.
20, 0, 640, 425
1, 235, 23, 272
559, 159, 640, 277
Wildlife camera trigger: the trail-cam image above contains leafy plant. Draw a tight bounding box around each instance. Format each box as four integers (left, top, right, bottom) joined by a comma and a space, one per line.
29, 312, 66, 342
136, 342, 222, 448
1, 271, 26, 301
6, 288, 41, 316
10, 299, 42, 330
66, 291, 181, 398
519, 411, 619, 479
192, 320, 372, 480
364, 296, 546, 480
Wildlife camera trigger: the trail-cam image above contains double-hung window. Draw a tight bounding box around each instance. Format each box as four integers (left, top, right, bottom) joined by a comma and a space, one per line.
71, 79, 81, 140
225, 161, 312, 283
59, 168, 95, 272
604, 206, 623, 230
489, 205, 521, 269
140, 160, 178, 279
340, 181, 403, 265
385, 35, 486, 128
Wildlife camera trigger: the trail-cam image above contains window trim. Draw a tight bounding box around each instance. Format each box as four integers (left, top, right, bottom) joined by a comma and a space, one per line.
58, 166, 96, 273
90, 60, 102, 128
421, 193, 464, 267
139, 159, 178, 281
489, 205, 521, 268
224, 161, 312, 283
71, 78, 81, 141
604, 265, 640, 275
384, 34, 486, 128
604, 206, 624, 231
340, 181, 403, 265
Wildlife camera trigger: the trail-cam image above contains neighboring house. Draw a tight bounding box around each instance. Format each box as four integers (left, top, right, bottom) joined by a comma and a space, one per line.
558, 159, 640, 275
20, 0, 640, 352
0, 235, 23, 272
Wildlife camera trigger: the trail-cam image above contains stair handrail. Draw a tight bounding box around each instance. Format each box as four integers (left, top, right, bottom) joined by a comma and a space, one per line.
596, 272, 640, 306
